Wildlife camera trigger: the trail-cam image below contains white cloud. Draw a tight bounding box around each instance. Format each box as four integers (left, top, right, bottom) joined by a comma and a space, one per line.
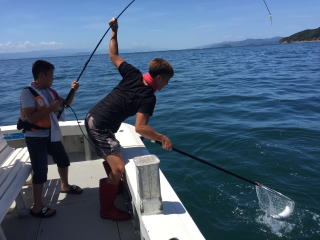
0, 41, 63, 53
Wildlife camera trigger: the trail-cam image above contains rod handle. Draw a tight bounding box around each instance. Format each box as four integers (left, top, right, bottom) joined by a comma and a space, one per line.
64, 88, 75, 107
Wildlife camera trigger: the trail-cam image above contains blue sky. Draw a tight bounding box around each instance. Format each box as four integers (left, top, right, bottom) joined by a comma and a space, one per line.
0, 0, 319, 53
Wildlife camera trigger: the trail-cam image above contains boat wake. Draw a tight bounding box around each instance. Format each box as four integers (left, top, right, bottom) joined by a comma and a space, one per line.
256, 213, 295, 237
256, 208, 320, 238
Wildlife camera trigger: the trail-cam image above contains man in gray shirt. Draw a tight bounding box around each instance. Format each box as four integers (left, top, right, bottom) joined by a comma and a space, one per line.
20, 60, 82, 218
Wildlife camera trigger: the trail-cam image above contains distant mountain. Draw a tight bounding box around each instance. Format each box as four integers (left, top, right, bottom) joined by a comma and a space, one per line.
0, 46, 164, 60
199, 37, 282, 49
0, 36, 289, 60
280, 27, 320, 43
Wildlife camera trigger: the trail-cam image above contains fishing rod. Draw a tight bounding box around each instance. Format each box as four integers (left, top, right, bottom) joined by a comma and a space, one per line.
143, 138, 294, 218
58, 0, 135, 118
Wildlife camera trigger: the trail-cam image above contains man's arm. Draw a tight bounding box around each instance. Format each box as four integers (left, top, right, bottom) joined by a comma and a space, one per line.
135, 112, 172, 151
109, 18, 125, 68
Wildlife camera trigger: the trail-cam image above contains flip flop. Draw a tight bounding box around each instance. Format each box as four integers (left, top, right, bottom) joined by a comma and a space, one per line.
30, 207, 56, 218
60, 185, 83, 194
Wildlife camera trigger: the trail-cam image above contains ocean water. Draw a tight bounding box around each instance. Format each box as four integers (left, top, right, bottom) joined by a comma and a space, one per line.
0, 43, 319, 240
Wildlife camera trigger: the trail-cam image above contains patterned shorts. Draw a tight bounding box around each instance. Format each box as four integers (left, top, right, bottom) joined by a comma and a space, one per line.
85, 114, 121, 157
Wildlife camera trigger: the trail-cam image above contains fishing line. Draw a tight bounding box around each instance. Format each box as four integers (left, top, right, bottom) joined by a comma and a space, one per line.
262, 0, 272, 25
58, 0, 136, 118
67, 106, 95, 149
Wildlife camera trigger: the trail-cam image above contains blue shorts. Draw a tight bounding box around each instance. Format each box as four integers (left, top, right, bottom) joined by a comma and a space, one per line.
25, 137, 70, 184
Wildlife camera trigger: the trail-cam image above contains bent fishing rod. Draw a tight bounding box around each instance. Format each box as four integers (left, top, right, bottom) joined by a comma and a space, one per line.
59, 0, 270, 119
58, 0, 135, 118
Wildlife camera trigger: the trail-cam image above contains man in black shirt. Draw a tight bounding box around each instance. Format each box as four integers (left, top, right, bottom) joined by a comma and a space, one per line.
85, 18, 174, 221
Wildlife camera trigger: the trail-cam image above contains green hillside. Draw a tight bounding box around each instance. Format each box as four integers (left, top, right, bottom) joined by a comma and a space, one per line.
280, 27, 320, 43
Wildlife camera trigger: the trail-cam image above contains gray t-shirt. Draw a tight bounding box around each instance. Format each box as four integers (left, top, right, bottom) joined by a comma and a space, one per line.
20, 87, 61, 138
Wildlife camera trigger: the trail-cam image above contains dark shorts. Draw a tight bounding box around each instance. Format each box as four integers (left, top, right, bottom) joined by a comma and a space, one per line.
25, 137, 70, 184
85, 114, 121, 157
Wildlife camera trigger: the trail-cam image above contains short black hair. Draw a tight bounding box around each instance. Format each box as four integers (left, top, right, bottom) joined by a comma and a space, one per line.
32, 60, 55, 80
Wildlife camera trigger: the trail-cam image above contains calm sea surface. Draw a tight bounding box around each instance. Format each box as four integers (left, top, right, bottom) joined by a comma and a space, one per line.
0, 43, 319, 240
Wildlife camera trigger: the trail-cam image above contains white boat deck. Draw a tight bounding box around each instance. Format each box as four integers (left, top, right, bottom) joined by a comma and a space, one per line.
2, 159, 139, 240
1, 122, 205, 240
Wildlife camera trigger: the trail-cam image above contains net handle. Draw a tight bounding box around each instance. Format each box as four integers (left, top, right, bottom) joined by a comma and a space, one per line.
141, 138, 295, 218
145, 138, 260, 186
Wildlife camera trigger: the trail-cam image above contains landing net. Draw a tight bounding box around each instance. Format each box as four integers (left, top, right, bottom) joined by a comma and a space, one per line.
256, 184, 295, 219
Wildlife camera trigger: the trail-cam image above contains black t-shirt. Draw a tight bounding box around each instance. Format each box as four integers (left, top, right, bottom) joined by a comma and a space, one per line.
89, 62, 156, 132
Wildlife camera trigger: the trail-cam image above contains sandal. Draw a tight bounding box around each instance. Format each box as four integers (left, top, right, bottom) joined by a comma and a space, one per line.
60, 185, 83, 194
30, 207, 56, 218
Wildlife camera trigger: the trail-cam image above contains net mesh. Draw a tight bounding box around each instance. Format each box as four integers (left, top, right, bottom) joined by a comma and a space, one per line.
255, 184, 295, 218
